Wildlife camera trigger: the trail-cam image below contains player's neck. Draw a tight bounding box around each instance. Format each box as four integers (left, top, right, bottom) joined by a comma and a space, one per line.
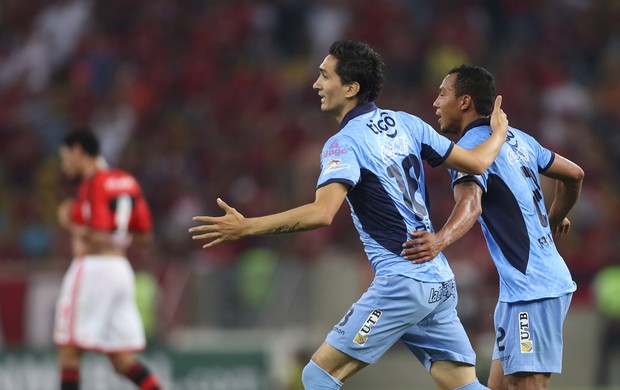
459, 114, 487, 138
81, 159, 101, 180
334, 100, 358, 124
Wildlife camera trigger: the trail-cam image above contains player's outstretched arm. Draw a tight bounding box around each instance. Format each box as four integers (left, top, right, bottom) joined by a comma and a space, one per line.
189, 183, 349, 248
443, 95, 508, 175
542, 153, 584, 237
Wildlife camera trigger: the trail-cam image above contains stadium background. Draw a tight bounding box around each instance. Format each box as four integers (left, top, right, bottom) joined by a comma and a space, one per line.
0, 0, 619, 389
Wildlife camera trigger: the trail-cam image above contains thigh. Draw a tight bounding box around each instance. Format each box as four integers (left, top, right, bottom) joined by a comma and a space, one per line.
401, 279, 477, 371
325, 275, 436, 365
492, 294, 572, 375
106, 261, 146, 351
488, 359, 508, 390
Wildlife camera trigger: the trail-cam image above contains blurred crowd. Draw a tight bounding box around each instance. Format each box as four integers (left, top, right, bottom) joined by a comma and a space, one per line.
1, 0, 619, 304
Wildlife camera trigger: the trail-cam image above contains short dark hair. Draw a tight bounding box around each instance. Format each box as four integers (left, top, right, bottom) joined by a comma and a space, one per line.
62, 128, 100, 156
447, 65, 495, 116
328, 40, 385, 104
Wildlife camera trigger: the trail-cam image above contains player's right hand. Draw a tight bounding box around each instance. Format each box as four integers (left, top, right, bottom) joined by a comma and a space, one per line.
189, 198, 246, 248
551, 217, 571, 238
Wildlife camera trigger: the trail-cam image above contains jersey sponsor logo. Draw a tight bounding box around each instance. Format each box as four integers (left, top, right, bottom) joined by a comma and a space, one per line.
323, 159, 349, 174
323, 140, 348, 158
366, 112, 397, 138
331, 326, 345, 336
428, 279, 456, 303
537, 231, 554, 248
518, 311, 534, 353
104, 176, 137, 192
328, 140, 340, 149
505, 131, 530, 165
507, 146, 530, 166
381, 136, 409, 162
353, 309, 382, 346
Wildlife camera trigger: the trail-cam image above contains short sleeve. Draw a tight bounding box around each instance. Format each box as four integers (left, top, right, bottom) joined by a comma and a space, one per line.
316, 136, 360, 190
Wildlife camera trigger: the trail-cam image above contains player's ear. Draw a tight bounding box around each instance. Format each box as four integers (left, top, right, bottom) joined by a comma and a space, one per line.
460, 95, 473, 111
345, 82, 360, 99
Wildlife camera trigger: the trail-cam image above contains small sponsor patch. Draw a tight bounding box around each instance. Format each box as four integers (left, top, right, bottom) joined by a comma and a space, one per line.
520, 340, 533, 353
518, 311, 533, 353
328, 140, 341, 149
323, 159, 349, 173
353, 309, 382, 346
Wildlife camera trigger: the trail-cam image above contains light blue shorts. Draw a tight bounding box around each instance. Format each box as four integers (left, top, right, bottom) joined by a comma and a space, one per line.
492, 293, 572, 374
325, 274, 476, 370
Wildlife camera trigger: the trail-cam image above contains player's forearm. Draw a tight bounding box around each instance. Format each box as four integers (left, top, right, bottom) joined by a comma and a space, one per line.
445, 130, 506, 175
548, 179, 582, 228
245, 203, 334, 237
436, 199, 480, 250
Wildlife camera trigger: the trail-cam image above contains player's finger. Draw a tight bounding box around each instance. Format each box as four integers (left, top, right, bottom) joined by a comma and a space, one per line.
494, 95, 503, 111
203, 238, 223, 248
408, 230, 426, 238
191, 232, 221, 240
192, 216, 216, 223
216, 197, 233, 211
188, 223, 217, 233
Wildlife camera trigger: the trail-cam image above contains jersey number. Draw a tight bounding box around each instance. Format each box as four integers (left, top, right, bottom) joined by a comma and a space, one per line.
386, 154, 428, 230
520, 166, 548, 228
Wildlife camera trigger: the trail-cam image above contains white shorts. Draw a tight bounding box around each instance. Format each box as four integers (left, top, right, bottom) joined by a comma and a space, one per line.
54, 255, 146, 353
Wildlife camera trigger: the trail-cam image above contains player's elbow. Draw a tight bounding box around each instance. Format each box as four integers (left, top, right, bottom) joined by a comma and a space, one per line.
573, 166, 585, 183
467, 159, 488, 176
315, 211, 335, 227
564, 165, 585, 186
471, 201, 482, 219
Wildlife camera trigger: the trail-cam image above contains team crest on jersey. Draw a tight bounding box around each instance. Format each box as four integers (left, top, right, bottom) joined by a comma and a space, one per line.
323, 159, 349, 174
353, 309, 382, 346
518, 311, 534, 353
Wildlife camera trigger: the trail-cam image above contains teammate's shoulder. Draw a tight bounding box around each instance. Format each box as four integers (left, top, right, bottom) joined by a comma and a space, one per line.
508, 126, 541, 145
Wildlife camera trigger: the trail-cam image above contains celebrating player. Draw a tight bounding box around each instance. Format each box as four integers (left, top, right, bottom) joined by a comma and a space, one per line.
402, 65, 584, 389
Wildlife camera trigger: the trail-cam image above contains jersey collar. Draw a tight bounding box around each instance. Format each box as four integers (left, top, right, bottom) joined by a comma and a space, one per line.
339, 102, 377, 130
463, 117, 490, 136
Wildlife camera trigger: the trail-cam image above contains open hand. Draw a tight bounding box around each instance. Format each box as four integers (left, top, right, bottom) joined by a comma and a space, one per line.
189, 198, 246, 248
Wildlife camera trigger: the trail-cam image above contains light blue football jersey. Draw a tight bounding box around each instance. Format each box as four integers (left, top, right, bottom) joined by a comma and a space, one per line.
450, 118, 576, 302
316, 103, 455, 282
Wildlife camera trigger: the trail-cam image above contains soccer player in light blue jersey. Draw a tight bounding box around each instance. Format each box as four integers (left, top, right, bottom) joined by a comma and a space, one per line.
402, 65, 584, 390
190, 41, 508, 389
